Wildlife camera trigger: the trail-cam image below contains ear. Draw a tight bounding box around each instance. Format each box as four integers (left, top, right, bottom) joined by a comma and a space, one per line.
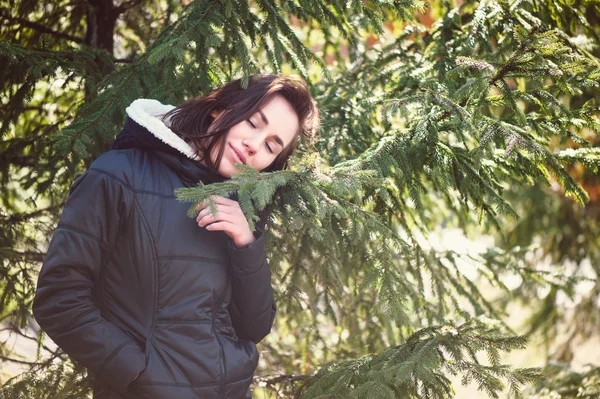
207, 110, 225, 134
210, 110, 224, 119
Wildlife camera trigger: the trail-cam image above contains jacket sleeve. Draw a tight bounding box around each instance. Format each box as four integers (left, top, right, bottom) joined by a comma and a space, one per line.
227, 229, 276, 344
32, 166, 146, 394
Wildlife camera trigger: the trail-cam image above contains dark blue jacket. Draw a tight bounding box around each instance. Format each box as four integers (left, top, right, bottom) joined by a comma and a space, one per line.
33, 117, 276, 398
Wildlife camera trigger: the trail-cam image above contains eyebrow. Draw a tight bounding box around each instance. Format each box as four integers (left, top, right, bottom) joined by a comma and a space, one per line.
258, 110, 285, 148
258, 110, 269, 125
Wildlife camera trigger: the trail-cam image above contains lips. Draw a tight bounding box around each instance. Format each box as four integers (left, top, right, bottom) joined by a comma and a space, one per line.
229, 144, 246, 164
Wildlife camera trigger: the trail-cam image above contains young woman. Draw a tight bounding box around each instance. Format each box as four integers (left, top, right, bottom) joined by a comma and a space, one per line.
32, 75, 319, 399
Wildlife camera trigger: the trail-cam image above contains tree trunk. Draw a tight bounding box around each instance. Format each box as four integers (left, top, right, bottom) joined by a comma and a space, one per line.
84, 0, 118, 55
84, 0, 120, 158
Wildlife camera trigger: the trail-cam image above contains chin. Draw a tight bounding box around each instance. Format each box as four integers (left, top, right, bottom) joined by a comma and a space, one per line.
217, 163, 236, 178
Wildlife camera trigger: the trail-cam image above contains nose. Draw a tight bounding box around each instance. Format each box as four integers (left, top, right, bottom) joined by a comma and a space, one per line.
242, 137, 258, 155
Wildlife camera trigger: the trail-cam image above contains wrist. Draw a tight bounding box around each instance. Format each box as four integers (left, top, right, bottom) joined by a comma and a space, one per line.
233, 232, 256, 248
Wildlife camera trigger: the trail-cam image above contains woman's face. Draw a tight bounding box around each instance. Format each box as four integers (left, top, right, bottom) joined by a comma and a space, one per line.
211, 94, 299, 177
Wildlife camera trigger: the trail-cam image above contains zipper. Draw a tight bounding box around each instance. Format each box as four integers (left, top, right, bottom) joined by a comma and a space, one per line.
145, 255, 157, 365
133, 196, 159, 365
212, 270, 231, 399
214, 330, 226, 399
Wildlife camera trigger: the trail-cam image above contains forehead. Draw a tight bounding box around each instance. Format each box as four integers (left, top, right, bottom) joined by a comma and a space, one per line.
257, 95, 299, 147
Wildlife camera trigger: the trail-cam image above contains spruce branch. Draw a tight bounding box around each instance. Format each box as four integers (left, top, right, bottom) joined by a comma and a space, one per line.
0, 14, 85, 44
555, 148, 600, 173
296, 319, 541, 399
175, 164, 302, 231
4, 204, 65, 223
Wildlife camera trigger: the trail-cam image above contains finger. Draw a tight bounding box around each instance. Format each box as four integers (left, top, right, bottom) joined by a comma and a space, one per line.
211, 200, 243, 215
197, 214, 212, 227
198, 207, 241, 226
198, 210, 230, 226
204, 220, 235, 232
196, 208, 212, 222
198, 211, 222, 227
196, 205, 234, 221
214, 204, 235, 215
195, 200, 209, 211
205, 209, 242, 225
211, 196, 238, 206
195, 197, 220, 210
196, 198, 237, 214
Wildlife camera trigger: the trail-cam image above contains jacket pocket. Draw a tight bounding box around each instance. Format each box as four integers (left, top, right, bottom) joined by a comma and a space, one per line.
127, 343, 221, 399
217, 333, 258, 384
151, 321, 221, 386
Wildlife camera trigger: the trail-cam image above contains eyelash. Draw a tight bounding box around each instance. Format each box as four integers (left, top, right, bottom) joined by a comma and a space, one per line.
248, 119, 274, 154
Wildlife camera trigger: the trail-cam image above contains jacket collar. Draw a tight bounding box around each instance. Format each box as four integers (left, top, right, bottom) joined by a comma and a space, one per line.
112, 99, 225, 186
124, 99, 199, 161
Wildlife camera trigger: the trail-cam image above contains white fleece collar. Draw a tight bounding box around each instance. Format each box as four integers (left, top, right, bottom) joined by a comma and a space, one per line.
125, 99, 200, 161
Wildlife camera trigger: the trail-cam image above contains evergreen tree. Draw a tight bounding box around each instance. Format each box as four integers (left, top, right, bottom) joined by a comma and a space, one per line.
1, 1, 599, 398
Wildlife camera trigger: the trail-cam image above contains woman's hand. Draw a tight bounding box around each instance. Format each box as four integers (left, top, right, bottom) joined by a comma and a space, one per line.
196, 196, 255, 248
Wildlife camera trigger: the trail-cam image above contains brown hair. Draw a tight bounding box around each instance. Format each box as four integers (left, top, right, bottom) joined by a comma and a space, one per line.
164, 74, 319, 173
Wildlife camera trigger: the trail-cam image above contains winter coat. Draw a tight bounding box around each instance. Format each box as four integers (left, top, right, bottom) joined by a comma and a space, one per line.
32, 99, 276, 399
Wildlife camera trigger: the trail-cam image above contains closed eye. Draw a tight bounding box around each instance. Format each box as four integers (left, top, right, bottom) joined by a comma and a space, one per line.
247, 119, 256, 128
265, 141, 273, 154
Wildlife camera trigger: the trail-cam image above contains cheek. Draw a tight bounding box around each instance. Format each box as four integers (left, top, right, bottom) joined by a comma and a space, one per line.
249, 156, 269, 172
226, 124, 245, 140
209, 143, 221, 163
208, 136, 229, 167
260, 153, 284, 172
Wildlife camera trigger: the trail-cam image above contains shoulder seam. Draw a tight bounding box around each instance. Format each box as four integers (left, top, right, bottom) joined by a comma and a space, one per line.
88, 168, 133, 191
56, 223, 108, 248
88, 167, 176, 199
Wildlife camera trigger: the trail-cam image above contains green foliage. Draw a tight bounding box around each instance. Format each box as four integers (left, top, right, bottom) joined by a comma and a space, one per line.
0, 362, 92, 399
555, 148, 600, 173
54, 0, 426, 157
525, 363, 600, 398
297, 319, 540, 399
175, 163, 297, 230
